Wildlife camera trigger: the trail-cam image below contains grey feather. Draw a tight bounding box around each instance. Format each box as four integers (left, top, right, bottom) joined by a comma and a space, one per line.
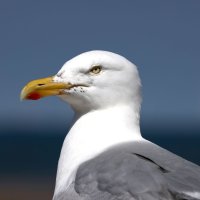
54, 141, 200, 200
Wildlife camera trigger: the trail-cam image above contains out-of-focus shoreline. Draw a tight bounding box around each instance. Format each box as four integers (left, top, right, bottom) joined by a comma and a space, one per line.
0, 175, 54, 200
1, 130, 200, 200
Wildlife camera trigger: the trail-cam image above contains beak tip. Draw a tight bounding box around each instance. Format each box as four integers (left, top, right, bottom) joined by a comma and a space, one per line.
20, 87, 27, 101
20, 96, 25, 101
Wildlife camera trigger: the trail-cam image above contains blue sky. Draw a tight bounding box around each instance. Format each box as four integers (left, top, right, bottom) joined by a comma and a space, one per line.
0, 0, 200, 133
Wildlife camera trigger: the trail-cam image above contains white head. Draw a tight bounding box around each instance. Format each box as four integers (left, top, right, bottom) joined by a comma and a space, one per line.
21, 50, 143, 195
21, 50, 142, 116
54, 50, 141, 115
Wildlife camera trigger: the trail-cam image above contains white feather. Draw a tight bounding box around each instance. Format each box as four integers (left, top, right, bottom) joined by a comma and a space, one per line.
52, 50, 143, 197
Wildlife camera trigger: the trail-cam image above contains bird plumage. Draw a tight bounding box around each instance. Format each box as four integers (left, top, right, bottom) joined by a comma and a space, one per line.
21, 50, 200, 200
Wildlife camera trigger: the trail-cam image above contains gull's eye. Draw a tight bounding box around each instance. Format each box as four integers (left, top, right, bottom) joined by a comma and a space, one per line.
89, 66, 102, 75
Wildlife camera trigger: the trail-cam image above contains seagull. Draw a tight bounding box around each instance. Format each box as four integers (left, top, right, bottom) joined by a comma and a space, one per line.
21, 50, 200, 200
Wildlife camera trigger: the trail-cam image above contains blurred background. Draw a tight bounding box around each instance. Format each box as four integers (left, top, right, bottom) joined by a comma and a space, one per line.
0, 0, 200, 199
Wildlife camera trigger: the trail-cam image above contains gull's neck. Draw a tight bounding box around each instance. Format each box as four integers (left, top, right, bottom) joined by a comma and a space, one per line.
54, 104, 143, 196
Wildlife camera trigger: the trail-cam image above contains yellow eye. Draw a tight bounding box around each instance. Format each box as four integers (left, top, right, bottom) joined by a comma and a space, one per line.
89, 66, 102, 75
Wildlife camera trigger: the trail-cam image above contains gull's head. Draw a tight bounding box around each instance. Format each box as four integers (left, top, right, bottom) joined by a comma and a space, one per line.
21, 50, 141, 114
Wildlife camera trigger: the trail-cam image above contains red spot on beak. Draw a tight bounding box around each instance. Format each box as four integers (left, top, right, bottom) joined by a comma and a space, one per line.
27, 92, 41, 100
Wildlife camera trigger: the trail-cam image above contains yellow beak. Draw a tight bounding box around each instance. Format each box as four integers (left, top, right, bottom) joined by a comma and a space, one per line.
20, 76, 73, 100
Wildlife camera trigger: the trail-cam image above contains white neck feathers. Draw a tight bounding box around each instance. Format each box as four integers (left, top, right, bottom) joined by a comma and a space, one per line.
54, 105, 142, 196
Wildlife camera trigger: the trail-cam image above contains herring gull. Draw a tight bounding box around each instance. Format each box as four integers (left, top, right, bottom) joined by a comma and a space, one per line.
21, 50, 200, 200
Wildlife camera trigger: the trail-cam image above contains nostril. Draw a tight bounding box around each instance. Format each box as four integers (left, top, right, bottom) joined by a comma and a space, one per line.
38, 84, 45, 86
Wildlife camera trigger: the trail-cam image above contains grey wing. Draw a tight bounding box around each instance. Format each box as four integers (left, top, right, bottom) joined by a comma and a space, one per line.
55, 141, 200, 200
73, 141, 200, 200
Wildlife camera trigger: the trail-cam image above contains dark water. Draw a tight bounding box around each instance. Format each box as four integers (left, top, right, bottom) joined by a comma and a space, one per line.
0, 127, 200, 199
1, 128, 200, 176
